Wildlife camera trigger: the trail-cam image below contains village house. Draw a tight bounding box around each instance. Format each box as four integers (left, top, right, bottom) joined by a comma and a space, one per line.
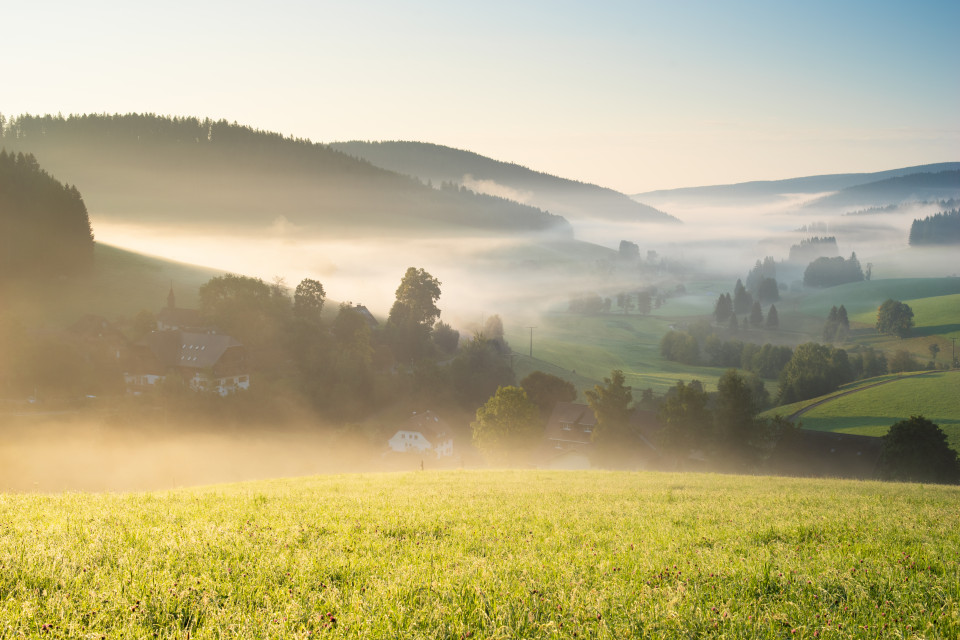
386, 410, 454, 458
538, 402, 662, 470
124, 289, 250, 395
538, 402, 597, 469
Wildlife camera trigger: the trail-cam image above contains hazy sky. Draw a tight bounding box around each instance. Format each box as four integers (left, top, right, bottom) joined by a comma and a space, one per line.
3, 0, 958, 193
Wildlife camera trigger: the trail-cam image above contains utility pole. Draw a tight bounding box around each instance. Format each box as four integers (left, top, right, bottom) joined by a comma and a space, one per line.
526, 326, 536, 358
952, 336, 958, 369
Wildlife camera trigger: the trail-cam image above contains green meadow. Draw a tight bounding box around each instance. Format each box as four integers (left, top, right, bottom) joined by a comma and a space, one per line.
768, 371, 960, 452
507, 313, 739, 396
2, 470, 958, 638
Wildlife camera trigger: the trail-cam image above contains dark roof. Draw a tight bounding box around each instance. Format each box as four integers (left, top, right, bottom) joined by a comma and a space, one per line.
354, 305, 379, 327
544, 402, 597, 445
402, 410, 451, 443
139, 330, 243, 370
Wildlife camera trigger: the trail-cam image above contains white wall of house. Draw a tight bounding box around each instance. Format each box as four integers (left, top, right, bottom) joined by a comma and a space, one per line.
388, 430, 434, 453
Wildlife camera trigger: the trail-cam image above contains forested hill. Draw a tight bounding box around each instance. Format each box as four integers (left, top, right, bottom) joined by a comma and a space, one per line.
802, 170, 960, 211
0, 114, 571, 237
0, 149, 94, 278
330, 141, 680, 225
635, 162, 960, 207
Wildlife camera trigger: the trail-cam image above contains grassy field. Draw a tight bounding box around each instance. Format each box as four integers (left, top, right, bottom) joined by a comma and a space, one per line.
504, 276, 960, 398
1, 470, 958, 638
793, 278, 960, 319
506, 313, 742, 396
766, 371, 960, 452
2, 244, 220, 327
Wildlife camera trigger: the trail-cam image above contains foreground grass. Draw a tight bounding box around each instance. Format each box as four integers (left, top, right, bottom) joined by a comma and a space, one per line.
2, 470, 959, 638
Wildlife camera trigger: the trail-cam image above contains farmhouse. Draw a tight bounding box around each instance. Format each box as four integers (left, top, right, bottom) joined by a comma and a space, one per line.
126, 330, 249, 395
538, 402, 662, 470
124, 290, 250, 395
387, 410, 454, 458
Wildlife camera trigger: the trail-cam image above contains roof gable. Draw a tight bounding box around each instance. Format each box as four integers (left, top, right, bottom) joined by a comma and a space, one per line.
139, 330, 243, 369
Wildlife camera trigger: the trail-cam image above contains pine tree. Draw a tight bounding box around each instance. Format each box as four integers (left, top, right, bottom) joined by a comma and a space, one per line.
749, 301, 764, 327
765, 305, 779, 330
733, 279, 753, 314
714, 293, 733, 324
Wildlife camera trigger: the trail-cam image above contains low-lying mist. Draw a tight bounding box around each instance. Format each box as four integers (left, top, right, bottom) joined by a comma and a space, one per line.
0, 418, 398, 493
94, 193, 951, 332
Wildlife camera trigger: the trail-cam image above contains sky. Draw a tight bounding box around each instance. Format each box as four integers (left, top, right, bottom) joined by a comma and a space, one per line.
3, 0, 958, 193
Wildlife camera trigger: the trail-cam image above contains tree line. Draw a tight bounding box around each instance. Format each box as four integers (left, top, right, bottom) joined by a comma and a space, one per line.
0, 113, 571, 235
909, 209, 960, 245
0, 149, 94, 278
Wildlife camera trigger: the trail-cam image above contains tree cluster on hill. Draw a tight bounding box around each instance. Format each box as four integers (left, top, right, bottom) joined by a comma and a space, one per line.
188, 267, 517, 421
789, 237, 838, 264
822, 305, 850, 342
657, 369, 790, 471
0, 149, 94, 278
909, 209, 960, 245
776, 343, 854, 404
660, 328, 792, 379
803, 253, 864, 287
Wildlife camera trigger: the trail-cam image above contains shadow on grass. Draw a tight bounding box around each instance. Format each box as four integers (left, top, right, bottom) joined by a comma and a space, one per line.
911, 323, 960, 337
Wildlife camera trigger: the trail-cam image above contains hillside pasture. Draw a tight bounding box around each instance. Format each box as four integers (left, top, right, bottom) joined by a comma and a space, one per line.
2, 243, 219, 326
770, 371, 960, 452
793, 277, 960, 319
506, 313, 743, 395
1, 470, 957, 638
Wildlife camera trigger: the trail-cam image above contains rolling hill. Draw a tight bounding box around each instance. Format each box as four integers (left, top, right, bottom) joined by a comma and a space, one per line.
0, 114, 571, 238
765, 370, 960, 452
635, 162, 960, 209
803, 170, 960, 211
330, 141, 680, 225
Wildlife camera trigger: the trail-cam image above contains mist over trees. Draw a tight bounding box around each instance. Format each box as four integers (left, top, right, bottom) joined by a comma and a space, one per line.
788, 237, 838, 264
909, 209, 960, 245
0, 149, 94, 278
803, 253, 864, 287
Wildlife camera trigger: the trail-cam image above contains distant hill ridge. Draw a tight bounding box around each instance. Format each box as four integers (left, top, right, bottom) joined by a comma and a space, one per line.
802, 170, 960, 210
635, 162, 960, 204
0, 113, 571, 237
330, 141, 680, 225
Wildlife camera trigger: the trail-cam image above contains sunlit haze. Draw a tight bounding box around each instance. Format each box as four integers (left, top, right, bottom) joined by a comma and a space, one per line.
3, 0, 958, 193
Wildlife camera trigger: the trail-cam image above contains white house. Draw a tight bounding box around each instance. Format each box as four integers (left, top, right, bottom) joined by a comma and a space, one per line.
387, 410, 454, 458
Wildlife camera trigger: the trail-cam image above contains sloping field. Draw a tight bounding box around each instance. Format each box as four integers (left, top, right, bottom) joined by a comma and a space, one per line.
1, 470, 958, 638
3, 244, 220, 326
850, 292, 960, 339
506, 313, 738, 394
769, 371, 960, 451
795, 277, 960, 319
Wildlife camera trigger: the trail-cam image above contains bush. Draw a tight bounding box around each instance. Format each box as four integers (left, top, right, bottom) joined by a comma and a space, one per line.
877, 416, 960, 484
